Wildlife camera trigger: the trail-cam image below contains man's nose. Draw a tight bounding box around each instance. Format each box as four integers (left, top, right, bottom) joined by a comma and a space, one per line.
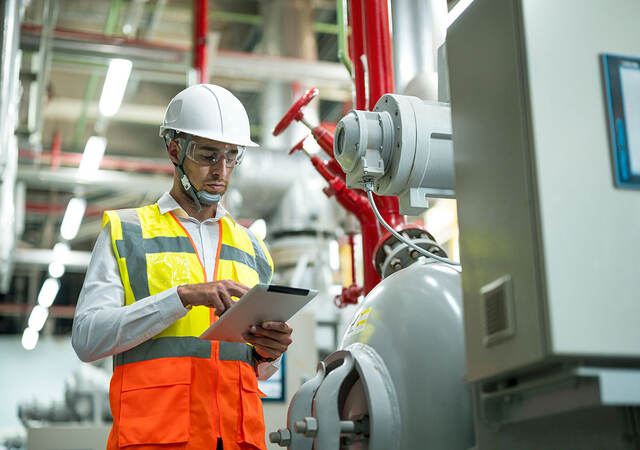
208, 159, 227, 175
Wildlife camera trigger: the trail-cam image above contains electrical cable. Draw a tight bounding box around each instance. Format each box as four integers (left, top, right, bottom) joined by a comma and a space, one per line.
364, 184, 461, 267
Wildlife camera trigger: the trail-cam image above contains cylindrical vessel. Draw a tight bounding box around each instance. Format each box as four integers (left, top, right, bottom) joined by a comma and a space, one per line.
274, 258, 474, 449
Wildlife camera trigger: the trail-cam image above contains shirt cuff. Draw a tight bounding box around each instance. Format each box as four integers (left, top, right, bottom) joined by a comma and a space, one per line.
256, 355, 282, 381
157, 286, 190, 327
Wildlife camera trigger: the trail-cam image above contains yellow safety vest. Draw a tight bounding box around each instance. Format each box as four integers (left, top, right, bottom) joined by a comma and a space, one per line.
103, 203, 274, 450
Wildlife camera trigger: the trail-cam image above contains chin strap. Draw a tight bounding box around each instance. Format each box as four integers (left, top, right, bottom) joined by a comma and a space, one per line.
167, 133, 221, 213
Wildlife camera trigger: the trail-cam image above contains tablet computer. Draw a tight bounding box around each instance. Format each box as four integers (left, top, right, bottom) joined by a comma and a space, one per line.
199, 284, 318, 342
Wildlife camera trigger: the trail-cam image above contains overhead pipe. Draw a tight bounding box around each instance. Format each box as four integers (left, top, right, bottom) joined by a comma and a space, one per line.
19, 148, 173, 174
21, 26, 351, 89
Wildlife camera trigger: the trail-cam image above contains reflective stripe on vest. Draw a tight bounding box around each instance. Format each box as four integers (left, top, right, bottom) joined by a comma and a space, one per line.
113, 337, 253, 367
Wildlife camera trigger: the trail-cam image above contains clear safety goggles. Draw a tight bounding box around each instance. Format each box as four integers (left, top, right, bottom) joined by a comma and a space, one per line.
184, 140, 245, 168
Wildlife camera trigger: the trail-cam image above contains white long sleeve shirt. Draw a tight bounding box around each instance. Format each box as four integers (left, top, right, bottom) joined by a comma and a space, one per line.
72, 192, 279, 380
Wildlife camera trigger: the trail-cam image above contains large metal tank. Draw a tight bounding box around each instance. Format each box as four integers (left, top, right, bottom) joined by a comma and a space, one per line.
270, 257, 474, 449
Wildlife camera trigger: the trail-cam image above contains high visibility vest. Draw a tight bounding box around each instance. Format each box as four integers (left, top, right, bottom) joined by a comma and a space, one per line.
102, 204, 273, 450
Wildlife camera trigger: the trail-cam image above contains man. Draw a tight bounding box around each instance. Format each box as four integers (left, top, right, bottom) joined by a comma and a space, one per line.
72, 84, 293, 450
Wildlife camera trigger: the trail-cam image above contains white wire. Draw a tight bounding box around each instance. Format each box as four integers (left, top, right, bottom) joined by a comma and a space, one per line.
365, 186, 461, 267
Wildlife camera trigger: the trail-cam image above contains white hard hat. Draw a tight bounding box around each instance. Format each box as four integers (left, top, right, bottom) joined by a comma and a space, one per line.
159, 84, 259, 147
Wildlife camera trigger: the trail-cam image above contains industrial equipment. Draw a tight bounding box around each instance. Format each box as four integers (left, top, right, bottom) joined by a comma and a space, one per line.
445, 0, 640, 446
273, 0, 640, 448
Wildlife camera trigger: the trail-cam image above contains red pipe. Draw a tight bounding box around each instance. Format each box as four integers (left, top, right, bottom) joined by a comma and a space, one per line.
50, 130, 61, 170
193, 0, 209, 83
362, 0, 395, 106
309, 155, 381, 291
19, 149, 173, 174
348, 234, 356, 285
348, 0, 367, 110
26, 202, 105, 218
359, 0, 405, 230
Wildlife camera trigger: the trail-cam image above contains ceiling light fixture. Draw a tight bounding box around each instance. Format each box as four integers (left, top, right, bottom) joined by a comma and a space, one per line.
78, 136, 107, 177
22, 327, 39, 350
28, 305, 49, 332
99, 58, 133, 117
37, 278, 60, 308
60, 198, 87, 240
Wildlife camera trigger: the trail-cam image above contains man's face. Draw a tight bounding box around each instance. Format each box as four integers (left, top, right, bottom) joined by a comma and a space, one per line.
177, 137, 240, 197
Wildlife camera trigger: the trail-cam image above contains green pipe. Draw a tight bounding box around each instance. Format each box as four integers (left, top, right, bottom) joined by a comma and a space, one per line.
71, 0, 122, 150
140, 3, 339, 34
336, 0, 353, 76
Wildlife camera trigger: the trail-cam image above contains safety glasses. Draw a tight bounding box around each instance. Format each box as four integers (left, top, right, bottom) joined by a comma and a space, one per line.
184, 141, 245, 168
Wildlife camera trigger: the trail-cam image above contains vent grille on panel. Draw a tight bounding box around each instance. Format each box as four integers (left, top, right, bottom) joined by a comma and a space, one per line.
481, 275, 516, 346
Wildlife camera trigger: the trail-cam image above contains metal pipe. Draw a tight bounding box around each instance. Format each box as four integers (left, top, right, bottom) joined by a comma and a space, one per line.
21, 26, 351, 88
391, 0, 447, 99
193, 0, 208, 83
336, 0, 352, 77
68, 0, 122, 150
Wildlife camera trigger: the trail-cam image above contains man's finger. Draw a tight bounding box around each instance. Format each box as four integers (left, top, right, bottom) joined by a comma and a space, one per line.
261, 321, 291, 333
209, 295, 229, 316
220, 289, 235, 311
250, 325, 292, 340
244, 335, 287, 352
246, 334, 290, 351
224, 281, 249, 298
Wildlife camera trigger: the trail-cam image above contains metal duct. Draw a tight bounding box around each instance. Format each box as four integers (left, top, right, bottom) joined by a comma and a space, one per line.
260, 0, 319, 149
391, 0, 448, 100
0, 0, 24, 292
0, 0, 22, 168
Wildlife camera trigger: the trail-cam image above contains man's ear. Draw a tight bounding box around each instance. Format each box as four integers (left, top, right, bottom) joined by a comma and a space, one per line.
167, 140, 180, 165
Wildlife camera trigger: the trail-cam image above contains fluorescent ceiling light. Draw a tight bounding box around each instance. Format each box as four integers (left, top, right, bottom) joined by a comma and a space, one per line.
28, 305, 49, 332
53, 242, 70, 257
447, 0, 475, 28
48, 262, 65, 279
99, 58, 133, 117
22, 327, 39, 350
249, 218, 267, 240
60, 197, 87, 240
79, 136, 107, 177
38, 278, 60, 308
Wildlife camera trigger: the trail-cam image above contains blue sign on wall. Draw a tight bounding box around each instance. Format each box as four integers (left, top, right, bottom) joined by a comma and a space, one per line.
602, 53, 640, 188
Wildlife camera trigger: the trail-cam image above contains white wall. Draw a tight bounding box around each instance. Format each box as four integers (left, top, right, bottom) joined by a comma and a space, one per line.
0, 335, 83, 434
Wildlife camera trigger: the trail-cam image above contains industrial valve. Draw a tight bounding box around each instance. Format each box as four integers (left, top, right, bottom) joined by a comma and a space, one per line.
273, 87, 341, 174
334, 94, 455, 215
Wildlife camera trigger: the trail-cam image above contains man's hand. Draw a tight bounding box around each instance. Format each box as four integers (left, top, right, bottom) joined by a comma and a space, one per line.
177, 280, 249, 316
242, 321, 293, 360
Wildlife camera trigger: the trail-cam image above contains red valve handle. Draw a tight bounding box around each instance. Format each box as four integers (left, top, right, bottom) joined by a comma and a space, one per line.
272, 88, 319, 136
288, 136, 309, 155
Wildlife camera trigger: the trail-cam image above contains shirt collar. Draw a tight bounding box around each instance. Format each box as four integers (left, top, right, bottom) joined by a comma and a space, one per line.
157, 192, 232, 223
